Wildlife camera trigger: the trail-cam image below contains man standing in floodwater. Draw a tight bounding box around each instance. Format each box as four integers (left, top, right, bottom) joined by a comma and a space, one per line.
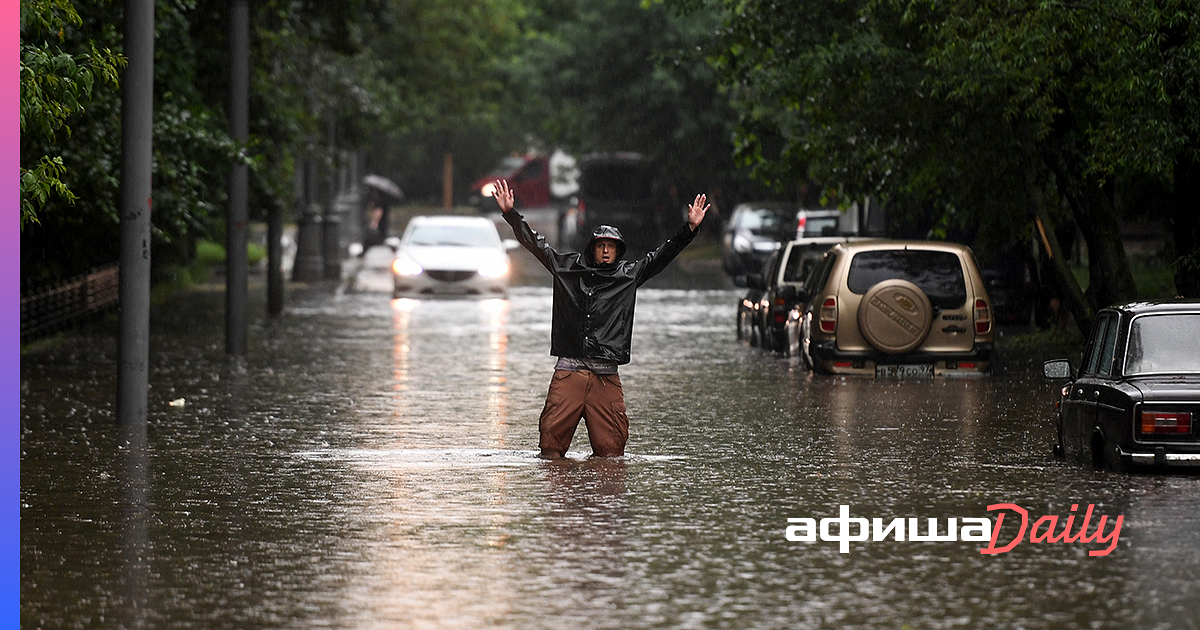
494, 178, 710, 459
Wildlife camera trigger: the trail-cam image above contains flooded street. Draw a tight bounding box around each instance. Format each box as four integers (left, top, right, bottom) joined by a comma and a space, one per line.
21, 282, 1200, 629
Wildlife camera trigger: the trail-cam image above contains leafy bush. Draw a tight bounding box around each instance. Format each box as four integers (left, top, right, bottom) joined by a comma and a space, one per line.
195, 239, 267, 266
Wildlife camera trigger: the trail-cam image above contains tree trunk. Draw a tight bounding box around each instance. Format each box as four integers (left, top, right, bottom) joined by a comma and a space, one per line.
1173, 153, 1200, 297
1039, 125, 1138, 312
1015, 119, 1094, 335
1069, 174, 1139, 309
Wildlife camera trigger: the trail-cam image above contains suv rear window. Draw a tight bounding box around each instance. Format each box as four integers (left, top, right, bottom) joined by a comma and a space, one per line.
846, 250, 967, 309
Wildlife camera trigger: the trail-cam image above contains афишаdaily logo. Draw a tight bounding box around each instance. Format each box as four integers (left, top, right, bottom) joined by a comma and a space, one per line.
786, 504, 1124, 556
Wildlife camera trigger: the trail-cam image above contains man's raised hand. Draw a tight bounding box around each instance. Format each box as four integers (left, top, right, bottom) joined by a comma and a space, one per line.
495, 179, 515, 213
688, 194, 710, 231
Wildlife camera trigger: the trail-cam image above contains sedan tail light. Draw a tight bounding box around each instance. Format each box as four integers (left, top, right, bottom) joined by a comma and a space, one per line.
819, 297, 837, 334
974, 298, 992, 334
773, 296, 787, 324
1140, 411, 1192, 435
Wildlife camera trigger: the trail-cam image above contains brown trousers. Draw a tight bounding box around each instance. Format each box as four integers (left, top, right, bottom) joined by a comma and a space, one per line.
538, 369, 629, 457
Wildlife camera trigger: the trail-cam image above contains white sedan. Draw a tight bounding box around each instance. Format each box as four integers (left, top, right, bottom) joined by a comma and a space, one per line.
392, 215, 517, 298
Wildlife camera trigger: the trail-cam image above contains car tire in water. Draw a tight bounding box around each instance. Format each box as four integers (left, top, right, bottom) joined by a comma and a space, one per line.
1094, 430, 1126, 473
799, 318, 818, 372
857, 279, 934, 354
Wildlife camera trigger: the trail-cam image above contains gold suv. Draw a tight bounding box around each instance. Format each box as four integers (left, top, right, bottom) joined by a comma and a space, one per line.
789, 240, 994, 376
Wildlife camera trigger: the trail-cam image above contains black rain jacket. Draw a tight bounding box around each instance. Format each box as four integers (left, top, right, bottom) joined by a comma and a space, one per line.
503, 210, 698, 365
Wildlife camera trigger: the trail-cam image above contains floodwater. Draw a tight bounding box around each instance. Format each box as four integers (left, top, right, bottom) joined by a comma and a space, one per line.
20, 282, 1200, 629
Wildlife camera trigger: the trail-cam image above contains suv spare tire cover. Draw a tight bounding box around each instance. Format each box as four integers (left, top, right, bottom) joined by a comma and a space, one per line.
857, 279, 934, 354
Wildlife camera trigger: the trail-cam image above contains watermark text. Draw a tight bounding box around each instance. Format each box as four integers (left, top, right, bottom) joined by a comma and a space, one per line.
786, 503, 1123, 556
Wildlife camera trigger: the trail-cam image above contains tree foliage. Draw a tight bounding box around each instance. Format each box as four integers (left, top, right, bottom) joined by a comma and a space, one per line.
500, 0, 769, 214
918, 0, 1200, 305
675, 0, 1200, 327
20, 0, 124, 227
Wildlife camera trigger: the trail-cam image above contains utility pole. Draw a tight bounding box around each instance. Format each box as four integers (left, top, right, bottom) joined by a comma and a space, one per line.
116, 1, 155, 619
322, 118, 341, 280
267, 200, 284, 315
225, 0, 249, 358
443, 151, 454, 211
116, 0, 155, 429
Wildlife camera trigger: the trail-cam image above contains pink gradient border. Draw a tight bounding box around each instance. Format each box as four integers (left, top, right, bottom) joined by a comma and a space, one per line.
4, 0, 19, 622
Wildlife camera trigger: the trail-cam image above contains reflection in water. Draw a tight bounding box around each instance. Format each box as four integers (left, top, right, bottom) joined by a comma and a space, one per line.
391, 298, 415, 396
481, 298, 510, 446
390, 297, 511, 447
117, 421, 149, 630
537, 458, 630, 617
20, 287, 1200, 630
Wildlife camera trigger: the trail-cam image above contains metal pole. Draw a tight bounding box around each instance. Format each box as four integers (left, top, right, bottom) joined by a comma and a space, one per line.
322, 118, 342, 280
267, 204, 284, 316
443, 151, 454, 211
117, 0, 155, 428
225, 0, 250, 357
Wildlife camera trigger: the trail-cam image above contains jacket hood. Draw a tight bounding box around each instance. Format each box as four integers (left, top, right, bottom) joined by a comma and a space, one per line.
586, 225, 627, 264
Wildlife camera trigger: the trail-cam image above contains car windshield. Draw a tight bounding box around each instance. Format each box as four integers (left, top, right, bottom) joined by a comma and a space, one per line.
1125, 313, 1200, 374
740, 208, 795, 238
846, 250, 967, 309
407, 224, 498, 248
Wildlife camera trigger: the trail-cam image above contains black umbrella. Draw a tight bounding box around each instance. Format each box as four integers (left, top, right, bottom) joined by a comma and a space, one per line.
363, 174, 404, 201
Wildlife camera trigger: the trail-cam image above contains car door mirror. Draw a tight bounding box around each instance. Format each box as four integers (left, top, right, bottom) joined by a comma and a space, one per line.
1043, 359, 1074, 380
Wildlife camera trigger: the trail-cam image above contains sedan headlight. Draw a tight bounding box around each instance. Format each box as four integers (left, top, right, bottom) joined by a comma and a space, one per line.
392, 258, 423, 276
478, 260, 510, 278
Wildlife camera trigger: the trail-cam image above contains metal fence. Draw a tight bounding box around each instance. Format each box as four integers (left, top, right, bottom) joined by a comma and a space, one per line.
21, 263, 120, 342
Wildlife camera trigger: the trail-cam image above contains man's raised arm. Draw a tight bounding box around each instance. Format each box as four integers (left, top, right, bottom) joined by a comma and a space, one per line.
494, 179, 556, 272
687, 193, 710, 231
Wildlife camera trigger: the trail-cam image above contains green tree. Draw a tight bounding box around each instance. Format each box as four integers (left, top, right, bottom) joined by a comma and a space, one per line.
505, 0, 764, 212
354, 0, 527, 202
679, 0, 1199, 333
20, 0, 376, 285
921, 0, 1200, 310
20, 0, 124, 228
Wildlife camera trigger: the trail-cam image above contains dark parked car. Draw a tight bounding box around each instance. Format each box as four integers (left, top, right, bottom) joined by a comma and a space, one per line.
721, 202, 798, 279
982, 243, 1039, 326
738, 237, 859, 352
1043, 300, 1200, 471
736, 254, 771, 346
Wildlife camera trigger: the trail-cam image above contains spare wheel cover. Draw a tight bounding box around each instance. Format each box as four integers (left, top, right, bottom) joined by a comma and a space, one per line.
857, 279, 933, 354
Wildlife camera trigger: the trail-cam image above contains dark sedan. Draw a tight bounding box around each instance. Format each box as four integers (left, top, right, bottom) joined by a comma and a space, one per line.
721, 202, 797, 279
1044, 300, 1200, 471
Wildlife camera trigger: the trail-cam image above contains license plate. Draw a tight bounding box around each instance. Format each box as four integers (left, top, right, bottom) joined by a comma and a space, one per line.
876, 364, 933, 379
